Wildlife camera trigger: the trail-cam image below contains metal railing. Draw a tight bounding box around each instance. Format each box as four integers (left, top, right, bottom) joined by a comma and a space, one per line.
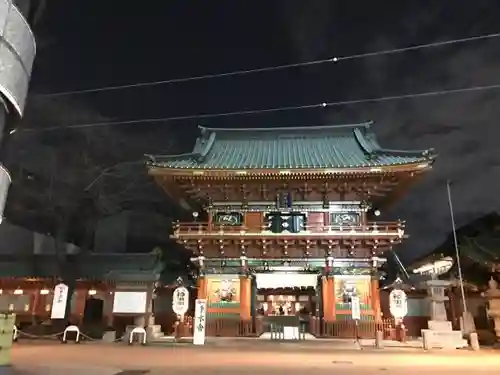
173, 221, 404, 236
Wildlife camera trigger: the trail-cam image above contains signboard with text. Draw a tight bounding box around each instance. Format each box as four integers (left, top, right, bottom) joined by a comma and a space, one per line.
193, 299, 207, 346
50, 283, 68, 319
351, 296, 361, 320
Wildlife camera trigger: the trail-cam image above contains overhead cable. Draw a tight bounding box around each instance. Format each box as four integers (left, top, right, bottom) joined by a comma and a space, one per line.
36, 32, 500, 98
21, 83, 500, 132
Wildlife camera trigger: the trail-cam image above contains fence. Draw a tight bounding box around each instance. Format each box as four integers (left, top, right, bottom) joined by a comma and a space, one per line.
310, 316, 427, 339
177, 317, 257, 337
174, 316, 428, 340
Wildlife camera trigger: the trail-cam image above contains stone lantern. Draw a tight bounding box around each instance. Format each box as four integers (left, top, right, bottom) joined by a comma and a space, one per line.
484, 277, 500, 343
420, 278, 467, 348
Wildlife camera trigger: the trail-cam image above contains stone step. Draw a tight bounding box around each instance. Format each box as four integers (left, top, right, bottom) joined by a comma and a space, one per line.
146, 325, 164, 338
428, 321, 453, 331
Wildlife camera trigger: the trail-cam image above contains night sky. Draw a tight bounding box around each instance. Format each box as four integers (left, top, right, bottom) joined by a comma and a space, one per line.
7, 0, 500, 262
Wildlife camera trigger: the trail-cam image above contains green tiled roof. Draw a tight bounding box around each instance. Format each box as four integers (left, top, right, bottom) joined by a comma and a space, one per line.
147, 122, 435, 170
461, 236, 500, 266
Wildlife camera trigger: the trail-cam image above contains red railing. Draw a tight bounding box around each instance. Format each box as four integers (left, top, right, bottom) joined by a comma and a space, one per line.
171, 316, 426, 340
309, 317, 426, 340
173, 221, 403, 236
176, 317, 257, 337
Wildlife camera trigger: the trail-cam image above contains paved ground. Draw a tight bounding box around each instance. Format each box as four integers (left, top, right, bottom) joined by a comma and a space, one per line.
9, 341, 500, 375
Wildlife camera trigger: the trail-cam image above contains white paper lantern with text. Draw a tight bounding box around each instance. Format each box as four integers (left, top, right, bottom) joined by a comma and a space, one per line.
389, 289, 408, 318
172, 286, 189, 316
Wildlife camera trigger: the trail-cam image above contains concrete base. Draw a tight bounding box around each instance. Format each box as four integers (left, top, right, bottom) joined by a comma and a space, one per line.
421, 328, 467, 349
102, 331, 116, 343
146, 325, 164, 341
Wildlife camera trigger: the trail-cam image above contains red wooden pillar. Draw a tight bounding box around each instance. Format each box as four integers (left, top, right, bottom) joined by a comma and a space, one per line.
371, 277, 381, 321
239, 276, 251, 321
197, 276, 207, 299
31, 288, 40, 323
322, 276, 335, 321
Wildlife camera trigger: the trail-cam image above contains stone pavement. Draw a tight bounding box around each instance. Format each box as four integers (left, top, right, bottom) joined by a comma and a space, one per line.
9, 341, 500, 375
156, 335, 425, 350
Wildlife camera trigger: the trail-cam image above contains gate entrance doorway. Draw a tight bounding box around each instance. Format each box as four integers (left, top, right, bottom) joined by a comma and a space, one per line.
82, 297, 104, 324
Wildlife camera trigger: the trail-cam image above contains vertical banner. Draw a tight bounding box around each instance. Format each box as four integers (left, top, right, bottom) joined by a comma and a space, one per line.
193, 299, 207, 346
351, 296, 361, 320
50, 283, 68, 319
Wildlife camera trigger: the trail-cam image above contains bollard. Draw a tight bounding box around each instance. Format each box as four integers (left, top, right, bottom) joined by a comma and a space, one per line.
422, 330, 430, 350
398, 323, 407, 343
375, 330, 384, 349
62, 325, 81, 344
469, 332, 480, 351
12, 326, 18, 342
128, 327, 147, 345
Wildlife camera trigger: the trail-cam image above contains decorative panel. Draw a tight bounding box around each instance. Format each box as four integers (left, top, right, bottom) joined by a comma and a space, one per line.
265, 212, 305, 233
331, 212, 360, 226
205, 275, 241, 318
334, 276, 372, 313
212, 212, 244, 226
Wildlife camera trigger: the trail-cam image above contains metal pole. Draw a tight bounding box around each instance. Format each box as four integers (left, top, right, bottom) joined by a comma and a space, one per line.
446, 180, 467, 313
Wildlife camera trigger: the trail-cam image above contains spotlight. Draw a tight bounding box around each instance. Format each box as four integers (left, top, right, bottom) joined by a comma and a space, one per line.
374, 209, 381, 217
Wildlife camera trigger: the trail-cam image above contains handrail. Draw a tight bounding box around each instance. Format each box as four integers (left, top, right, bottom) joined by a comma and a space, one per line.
173, 221, 404, 235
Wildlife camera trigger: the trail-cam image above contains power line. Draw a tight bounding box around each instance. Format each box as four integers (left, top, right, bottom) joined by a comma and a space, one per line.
22, 83, 500, 132
37, 32, 500, 98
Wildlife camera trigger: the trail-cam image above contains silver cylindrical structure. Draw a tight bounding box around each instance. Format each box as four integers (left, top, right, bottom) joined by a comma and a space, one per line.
0, 1, 36, 222
0, 162, 10, 223
0, 0, 36, 117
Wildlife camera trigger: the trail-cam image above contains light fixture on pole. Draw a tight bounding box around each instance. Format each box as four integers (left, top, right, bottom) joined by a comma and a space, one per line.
446, 180, 467, 314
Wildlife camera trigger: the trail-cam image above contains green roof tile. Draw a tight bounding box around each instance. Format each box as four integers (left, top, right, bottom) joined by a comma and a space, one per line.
147, 122, 435, 170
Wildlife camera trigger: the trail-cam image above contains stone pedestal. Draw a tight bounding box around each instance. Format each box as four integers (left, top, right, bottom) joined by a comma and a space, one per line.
421, 280, 467, 349
146, 324, 164, 341
484, 277, 500, 343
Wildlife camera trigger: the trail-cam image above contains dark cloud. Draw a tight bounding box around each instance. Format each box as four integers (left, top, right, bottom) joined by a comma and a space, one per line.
278, 1, 500, 261
358, 41, 500, 262
9, 1, 500, 257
